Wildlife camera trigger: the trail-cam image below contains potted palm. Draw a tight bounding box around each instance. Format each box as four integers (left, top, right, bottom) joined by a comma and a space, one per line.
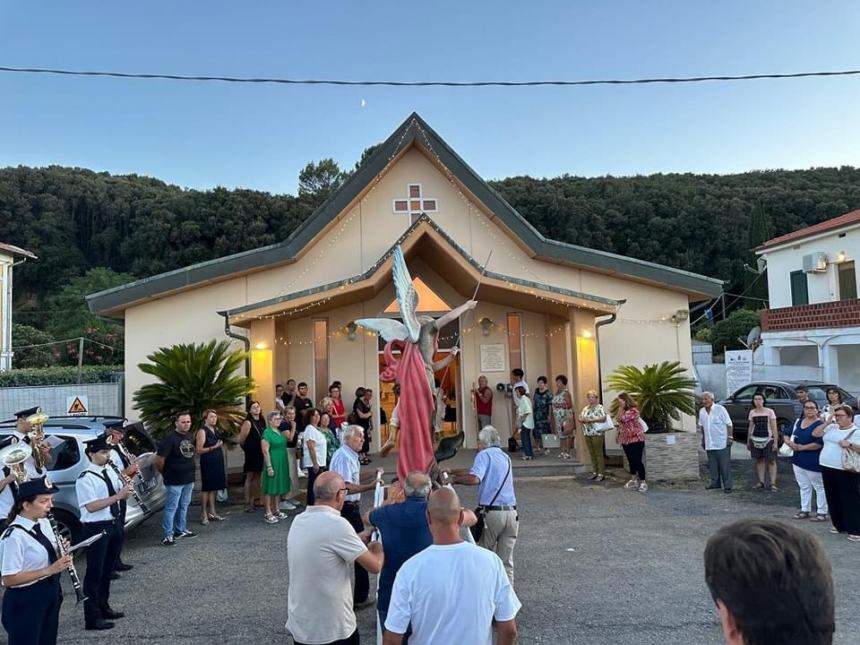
605, 361, 699, 481
133, 340, 254, 439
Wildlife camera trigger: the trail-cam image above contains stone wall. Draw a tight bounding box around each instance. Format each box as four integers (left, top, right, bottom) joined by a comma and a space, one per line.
644, 431, 700, 481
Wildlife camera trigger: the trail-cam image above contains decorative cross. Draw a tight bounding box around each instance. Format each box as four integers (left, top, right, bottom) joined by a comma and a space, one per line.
392, 183, 438, 222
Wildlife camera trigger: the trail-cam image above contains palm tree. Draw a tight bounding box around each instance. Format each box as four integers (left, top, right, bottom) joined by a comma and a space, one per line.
605, 361, 697, 432
133, 340, 254, 438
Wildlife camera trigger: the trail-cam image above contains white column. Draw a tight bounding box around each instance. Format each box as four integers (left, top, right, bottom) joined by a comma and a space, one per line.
818, 343, 839, 383
1, 261, 13, 371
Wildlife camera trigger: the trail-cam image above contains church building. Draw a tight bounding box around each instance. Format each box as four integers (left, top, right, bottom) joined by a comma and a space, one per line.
87, 113, 722, 451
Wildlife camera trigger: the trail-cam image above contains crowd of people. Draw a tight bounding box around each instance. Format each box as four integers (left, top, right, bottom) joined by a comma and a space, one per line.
700, 384, 860, 543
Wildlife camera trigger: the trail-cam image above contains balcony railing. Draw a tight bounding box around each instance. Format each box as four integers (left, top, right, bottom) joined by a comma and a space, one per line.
761, 298, 860, 332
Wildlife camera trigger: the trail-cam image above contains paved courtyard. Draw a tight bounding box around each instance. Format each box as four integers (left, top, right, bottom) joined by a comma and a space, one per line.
48, 470, 859, 644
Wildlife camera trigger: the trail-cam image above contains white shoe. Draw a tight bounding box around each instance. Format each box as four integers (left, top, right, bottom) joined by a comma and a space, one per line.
297, 468, 307, 479
624, 479, 639, 489
279, 500, 297, 511
638, 482, 648, 493
264, 514, 279, 524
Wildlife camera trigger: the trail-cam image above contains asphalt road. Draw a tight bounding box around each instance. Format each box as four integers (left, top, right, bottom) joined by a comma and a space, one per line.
43, 472, 859, 645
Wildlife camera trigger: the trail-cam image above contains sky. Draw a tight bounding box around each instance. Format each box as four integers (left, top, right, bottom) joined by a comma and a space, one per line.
0, 1, 858, 194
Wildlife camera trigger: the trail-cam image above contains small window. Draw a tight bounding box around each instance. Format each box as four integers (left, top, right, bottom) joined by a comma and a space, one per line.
838, 261, 857, 300
123, 423, 157, 455
732, 385, 760, 401
45, 435, 81, 472
790, 270, 808, 306
313, 319, 329, 403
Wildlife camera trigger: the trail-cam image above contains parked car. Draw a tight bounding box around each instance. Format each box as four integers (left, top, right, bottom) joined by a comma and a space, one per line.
720, 381, 859, 439
0, 415, 166, 544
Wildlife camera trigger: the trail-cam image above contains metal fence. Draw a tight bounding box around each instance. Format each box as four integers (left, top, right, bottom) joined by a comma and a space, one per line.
0, 381, 124, 421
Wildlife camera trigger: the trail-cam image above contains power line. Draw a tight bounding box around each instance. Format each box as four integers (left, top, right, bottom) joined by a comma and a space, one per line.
1, 66, 859, 88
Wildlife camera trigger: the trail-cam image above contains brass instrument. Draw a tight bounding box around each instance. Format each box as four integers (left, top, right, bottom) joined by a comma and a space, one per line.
0, 442, 32, 482
105, 459, 150, 515
25, 411, 51, 470
47, 512, 87, 603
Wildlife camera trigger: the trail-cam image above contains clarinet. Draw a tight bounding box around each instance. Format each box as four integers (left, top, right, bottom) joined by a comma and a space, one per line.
107, 460, 150, 515
116, 441, 144, 486
47, 513, 87, 603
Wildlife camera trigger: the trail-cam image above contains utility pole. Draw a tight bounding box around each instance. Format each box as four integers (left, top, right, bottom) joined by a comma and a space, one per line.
77, 337, 84, 384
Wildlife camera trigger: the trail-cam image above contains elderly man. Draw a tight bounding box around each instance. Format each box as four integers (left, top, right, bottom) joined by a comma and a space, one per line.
365, 472, 434, 639
445, 425, 517, 584
287, 472, 384, 645
329, 425, 383, 608
383, 487, 520, 645
698, 392, 734, 493
704, 519, 835, 645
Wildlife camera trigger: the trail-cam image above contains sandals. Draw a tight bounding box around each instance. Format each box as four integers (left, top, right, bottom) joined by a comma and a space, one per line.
770, 485, 779, 493
200, 517, 210, 526
847, 535, 860, 542
810, 514, 828, 522
595, 474, 605, 482
793, 511, 810, 520
753, 482, 765, 489
209, 513, 226, 522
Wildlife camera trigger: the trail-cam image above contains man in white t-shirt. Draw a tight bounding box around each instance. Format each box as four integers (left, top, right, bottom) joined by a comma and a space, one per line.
383, 487, 520, 645
286, 471, 384, 645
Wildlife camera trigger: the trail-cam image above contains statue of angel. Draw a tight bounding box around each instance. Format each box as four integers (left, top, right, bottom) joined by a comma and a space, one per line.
355, 246, 476, 480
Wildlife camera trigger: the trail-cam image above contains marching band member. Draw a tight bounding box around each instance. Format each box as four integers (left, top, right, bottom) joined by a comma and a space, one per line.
75, 434, 132, 631
0, 476, 70, 645
6, 407, 52, 471
104, 420, 138, 574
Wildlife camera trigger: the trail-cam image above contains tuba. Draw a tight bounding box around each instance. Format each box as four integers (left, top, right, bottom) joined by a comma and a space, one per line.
26, 411, 50, 470
0, 441, 32, 483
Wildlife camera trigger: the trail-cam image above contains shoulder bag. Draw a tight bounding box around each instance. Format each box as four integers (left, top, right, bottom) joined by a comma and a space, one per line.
841, 428, 860, 473
470, 456, 512, 542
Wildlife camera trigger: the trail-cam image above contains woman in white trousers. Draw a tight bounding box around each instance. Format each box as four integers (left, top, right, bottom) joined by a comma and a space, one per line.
784, 400, 828, 521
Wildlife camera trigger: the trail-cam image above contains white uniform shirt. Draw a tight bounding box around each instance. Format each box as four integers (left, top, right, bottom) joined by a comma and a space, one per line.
329, 444, 361, 502
0, 460, 47, 518
76, 464, 122, 523
302, 425, 328, 469
698, 404, 733, 451
385, 541, 521, 645
0, 516, 57, 588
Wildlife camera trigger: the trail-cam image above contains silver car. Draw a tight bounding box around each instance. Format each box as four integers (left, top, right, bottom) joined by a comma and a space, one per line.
0, 416, 166, 543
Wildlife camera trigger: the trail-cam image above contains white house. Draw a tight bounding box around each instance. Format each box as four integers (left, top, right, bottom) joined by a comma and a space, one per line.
0, 242, 37, 371
756, 209, 860, 392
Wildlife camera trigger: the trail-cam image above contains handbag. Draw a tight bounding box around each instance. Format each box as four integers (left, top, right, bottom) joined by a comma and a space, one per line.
778, 440, 794, 458
841, 429, 860, 473
593, 417, 614, 433
638, 418, 649, 434
470, 456, 512, 542
507, 436, 518, 453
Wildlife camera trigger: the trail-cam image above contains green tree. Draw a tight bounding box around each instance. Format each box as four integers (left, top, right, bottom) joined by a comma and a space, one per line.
353, 143, 382, 172
605, 361, 697, 432
133, 340, 254, 438
11, 324, 57, 368
745, 202, 771, 307
297, 158, 347, 199
710, 309, 761, 353
45, 267, 135, 338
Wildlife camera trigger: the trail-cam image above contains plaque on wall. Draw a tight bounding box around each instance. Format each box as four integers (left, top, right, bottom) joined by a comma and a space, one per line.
479, 343, 506, 373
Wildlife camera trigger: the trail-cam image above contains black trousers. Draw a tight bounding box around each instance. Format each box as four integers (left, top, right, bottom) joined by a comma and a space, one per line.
341, 501, 369, 603
822, 467, 860, 534
82, 519, 123, 625
114, 501, 127, 568
1, 576, 62, 645
623, 441, 646, 479
294, 629, 359, 645
305, 466, 327, 506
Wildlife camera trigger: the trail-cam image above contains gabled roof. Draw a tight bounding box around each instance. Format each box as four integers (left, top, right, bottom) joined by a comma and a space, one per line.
221, 215, 621, 323
87, 112, 722, 317
0, 242, 37, 260
757, 209, 860, 252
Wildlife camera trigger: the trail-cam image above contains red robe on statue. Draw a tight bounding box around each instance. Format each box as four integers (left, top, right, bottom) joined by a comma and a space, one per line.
381, 339, 436, 481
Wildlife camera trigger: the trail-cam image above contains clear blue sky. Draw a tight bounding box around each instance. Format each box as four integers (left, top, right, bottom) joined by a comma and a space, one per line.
1, 1, 858, 194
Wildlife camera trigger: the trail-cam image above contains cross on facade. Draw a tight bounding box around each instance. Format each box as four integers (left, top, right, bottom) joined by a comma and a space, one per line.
393, 183, 438, 223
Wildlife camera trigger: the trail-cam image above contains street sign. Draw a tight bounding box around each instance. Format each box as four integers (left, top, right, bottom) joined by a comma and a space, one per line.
725, 350, 753, 395
67, 395, 89, 416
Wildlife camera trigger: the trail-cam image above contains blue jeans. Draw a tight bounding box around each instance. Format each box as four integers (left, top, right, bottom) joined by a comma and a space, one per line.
162, 482, 194, 538
520, 425, 534, 457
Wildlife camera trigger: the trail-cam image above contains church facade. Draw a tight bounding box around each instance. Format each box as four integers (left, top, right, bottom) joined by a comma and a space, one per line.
88, 114, 722, 451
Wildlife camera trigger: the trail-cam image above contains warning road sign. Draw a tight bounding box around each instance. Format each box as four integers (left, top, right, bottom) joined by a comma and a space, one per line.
66, 396, 89, 416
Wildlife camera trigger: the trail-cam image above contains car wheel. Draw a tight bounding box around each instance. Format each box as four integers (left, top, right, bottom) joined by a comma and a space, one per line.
50, 509, 81, 547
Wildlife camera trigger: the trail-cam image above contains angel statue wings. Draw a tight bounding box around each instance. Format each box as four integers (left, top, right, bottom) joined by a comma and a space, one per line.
355, 246, 476, 481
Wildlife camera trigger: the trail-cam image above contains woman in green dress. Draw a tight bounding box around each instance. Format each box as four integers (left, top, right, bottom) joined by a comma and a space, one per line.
261, 411, 291, 524
319, 410, 340, 467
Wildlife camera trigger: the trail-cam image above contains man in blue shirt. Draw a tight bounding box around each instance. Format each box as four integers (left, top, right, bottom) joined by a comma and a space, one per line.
445, 425, 518, 584
366, 472, 433, 642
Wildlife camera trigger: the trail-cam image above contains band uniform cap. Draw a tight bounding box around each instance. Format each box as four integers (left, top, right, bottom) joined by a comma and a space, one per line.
14, 406, 40, 419
14, 476, 59, 501
103, 419, 127, 432
84, 433, 112, 453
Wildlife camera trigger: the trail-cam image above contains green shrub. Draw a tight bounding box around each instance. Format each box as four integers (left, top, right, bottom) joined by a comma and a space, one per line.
711, 309, 761, 353
12, 324, 58, 368
0, 366, 122, 387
